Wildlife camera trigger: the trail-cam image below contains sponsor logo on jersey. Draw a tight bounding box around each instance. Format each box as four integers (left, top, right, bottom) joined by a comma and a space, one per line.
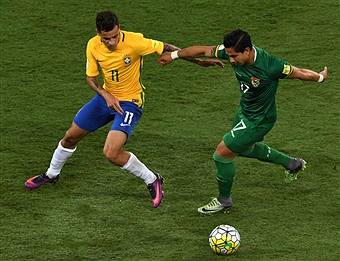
251, 77, 260, 88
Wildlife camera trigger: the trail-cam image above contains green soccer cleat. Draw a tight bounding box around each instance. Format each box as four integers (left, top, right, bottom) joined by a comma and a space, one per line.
197, 197, 232, 215
285, 158, 307, 183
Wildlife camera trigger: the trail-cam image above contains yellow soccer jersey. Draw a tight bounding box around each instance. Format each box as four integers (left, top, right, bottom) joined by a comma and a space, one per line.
86, 30, 164, 108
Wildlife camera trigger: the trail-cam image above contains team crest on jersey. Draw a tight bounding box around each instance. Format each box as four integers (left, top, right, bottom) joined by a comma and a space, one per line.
123, 55, 131, 66
251, 77, 260, 88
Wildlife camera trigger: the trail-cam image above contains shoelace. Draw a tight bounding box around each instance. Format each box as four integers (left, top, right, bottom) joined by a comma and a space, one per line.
148, 184, 156, 199
33, 173, 48, 183
205, 198, 220, 208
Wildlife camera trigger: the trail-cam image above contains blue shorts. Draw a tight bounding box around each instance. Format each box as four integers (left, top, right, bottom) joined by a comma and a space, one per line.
74, 94, 143, 139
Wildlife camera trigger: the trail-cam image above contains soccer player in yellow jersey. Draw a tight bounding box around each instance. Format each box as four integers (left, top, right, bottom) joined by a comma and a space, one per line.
24, 11, 223, 208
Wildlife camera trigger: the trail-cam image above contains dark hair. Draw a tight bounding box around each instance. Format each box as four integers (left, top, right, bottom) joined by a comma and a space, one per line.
96, 11, 120, 32
223, 29, 252, 53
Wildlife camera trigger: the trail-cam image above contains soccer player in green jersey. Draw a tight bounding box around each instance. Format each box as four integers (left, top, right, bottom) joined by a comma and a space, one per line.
158, 29, 328, 214
24, 11, 223, 208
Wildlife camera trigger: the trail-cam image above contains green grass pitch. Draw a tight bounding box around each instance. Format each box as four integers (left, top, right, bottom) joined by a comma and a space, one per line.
1, 0, 339, 260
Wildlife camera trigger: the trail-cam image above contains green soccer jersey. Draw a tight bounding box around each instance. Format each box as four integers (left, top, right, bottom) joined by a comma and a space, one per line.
214, 44, 293, 123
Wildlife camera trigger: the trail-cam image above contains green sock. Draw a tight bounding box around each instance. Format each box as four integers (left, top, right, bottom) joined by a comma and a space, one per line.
240, 142, 290, 167
213, 152, 235, 198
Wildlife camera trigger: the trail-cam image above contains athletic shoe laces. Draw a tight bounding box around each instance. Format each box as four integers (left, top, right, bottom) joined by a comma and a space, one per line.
33, 173, 48, 183
148, 183, 157, 199
204, 198, 221, 209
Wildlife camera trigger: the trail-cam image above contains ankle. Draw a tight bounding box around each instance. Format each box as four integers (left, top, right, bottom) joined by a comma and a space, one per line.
217, 195, 232, 207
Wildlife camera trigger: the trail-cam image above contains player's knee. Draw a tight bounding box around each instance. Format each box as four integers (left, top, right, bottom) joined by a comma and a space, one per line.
62, 125, 88, 148
103, 148, 120, 164
61, 134, 78, 149
62, 132, 79, 148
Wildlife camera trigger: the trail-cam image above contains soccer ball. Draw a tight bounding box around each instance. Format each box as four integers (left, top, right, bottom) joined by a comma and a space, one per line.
209, 224, 241, 255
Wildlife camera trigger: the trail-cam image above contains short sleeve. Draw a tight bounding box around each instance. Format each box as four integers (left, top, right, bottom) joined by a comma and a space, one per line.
86, 39, 100, 77
214, 44, 230, 60
267, 56, 293, 79
134, 33, 164, 56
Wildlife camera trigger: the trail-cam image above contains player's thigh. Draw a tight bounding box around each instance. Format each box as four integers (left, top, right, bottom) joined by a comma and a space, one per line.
223, 118, 274, 153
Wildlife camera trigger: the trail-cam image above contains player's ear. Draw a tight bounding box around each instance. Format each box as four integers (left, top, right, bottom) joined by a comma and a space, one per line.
243, 47, 251, 55
96, 29, 101, 36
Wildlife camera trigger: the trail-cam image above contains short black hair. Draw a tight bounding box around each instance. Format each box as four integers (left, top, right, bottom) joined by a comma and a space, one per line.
223, 29, 252, 53
96, 11, 120, 32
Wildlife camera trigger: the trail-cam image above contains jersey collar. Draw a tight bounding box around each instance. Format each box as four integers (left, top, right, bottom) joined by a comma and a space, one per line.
253, 46, 257, 63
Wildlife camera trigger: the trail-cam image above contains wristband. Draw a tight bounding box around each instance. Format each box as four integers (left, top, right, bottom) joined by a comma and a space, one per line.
171, 50, 179, 60
317, 74, 324, 83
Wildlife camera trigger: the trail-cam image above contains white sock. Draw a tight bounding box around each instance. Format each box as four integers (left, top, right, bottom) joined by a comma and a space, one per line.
121, 152, 156, 185
46, 140, 76, 178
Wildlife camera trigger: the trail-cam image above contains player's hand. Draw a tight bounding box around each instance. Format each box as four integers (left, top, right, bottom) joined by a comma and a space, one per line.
319, 66, 328, 82
105, 94, 123, 115
157, 52, 173, 66
197, 60, 225, 68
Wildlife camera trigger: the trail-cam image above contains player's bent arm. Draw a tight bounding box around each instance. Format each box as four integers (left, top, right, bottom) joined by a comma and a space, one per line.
86, 75, 114, 101
162, 43, 180, 53
288, 66, 328, 82
86, 76, 112, 101
86, 75, 123, 114
86, 75, 107, 95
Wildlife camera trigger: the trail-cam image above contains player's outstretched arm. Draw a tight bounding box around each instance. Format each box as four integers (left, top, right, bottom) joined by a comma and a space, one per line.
288, 66, 328, 83
158, 44, 224, 68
